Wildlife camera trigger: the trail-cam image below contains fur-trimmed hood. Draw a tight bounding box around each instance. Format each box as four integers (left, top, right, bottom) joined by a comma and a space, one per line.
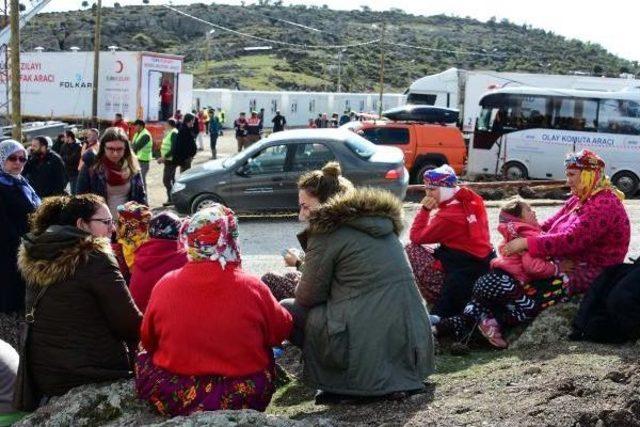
307, 187, 404, 236
18, 225, 112, 287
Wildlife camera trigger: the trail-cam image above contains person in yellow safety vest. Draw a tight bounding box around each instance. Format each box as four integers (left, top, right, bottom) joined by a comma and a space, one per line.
157, 118, 179, 206
202, 107, 210, 135
132, 119, 153, 191
216, 107, 226, 136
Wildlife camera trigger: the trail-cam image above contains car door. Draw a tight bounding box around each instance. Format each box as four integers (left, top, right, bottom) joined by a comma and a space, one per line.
289, 141, 338, 187
228, 143, 293, 211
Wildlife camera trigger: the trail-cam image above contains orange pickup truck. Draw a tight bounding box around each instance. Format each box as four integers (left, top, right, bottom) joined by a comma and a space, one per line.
352, 121, 467, 183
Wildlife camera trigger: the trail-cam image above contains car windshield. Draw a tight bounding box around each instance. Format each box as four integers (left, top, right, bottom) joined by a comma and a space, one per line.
221, 140, 266, 168
345, 133, 376, 158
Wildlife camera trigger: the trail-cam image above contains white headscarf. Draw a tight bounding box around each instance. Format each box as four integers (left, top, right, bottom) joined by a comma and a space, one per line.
0, 140, 26, 175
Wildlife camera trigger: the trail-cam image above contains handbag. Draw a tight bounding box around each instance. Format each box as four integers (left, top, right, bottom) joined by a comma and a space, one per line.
12, 286, 48, 412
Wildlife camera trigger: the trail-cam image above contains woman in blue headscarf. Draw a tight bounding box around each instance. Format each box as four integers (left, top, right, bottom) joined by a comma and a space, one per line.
0, 140, 41, 313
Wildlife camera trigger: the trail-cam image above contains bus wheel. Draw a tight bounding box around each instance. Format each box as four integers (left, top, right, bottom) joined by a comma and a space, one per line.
502, 162, 528, 181
612, 171, 639, 197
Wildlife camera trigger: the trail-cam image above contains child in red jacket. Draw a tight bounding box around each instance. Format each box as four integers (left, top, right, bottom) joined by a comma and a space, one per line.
435, 198, 562, 348
491, 198, 558, 283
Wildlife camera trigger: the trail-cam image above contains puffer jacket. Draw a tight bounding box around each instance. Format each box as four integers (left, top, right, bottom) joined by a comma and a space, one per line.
491, 220, 557, 284
17, 225, 142, 400
295, 188, 434, 396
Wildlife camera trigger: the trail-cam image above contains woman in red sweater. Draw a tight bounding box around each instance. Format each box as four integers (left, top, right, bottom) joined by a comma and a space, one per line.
129, 211, 187, 313
135, 204, 293, 416
405, 165, 494, 317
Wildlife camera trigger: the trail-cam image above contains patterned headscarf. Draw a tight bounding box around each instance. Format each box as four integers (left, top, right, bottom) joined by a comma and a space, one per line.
424, 164, 458, 188
180, 204, 241, 268
116, 201, 152, 267
149, 211, 182, 240
564, 150, 624, 203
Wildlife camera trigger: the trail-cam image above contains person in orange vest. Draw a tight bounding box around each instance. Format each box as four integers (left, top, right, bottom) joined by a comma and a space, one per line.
113, 113, 129, 135
246, 111, 262, 147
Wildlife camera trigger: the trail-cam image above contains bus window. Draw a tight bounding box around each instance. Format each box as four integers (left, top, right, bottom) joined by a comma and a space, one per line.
598, 99, 640, 135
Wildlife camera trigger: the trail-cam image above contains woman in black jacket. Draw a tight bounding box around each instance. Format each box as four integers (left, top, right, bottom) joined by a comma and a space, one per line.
16, 194, 142, 408
0, 140, 41, 314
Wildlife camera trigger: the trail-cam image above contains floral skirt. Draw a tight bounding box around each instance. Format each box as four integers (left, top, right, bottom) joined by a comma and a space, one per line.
405, 243, 445, 306
135, 351, 276, 417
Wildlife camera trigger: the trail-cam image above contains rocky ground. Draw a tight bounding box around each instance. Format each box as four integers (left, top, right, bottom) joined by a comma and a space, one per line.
5, 135, 640, 426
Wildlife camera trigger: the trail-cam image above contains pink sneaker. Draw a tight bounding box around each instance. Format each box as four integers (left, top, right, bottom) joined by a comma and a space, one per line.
478, 318, 508, 349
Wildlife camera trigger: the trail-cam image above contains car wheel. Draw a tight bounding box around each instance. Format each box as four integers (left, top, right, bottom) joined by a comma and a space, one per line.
612, 171, 639, 197
190, 193, 225, 214
414, 163, 439, 183
502, 162, 528, 181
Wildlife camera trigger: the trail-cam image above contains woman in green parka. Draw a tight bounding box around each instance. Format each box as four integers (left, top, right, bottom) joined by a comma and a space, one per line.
281, 167, 434, 404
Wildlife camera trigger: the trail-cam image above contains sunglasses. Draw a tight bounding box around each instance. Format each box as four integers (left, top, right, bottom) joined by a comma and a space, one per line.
7, 154, 27, 163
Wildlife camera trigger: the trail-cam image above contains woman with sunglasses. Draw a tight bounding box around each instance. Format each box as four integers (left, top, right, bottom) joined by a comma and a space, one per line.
0, 140, 41, 314
15, 194, 142, 410
77, 127, 147, 219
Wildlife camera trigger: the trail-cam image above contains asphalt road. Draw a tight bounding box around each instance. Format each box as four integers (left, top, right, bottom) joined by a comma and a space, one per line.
141, 132, 640, 277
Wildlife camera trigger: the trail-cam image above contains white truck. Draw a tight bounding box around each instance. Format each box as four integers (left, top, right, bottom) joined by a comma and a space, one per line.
0, 50, 193, 122
407, 67, 640, 134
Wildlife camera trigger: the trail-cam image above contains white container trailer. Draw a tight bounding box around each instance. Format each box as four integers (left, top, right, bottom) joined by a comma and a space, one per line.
408, 68, 640, 133
0, 50, 193, 122
192, 88, 406, 127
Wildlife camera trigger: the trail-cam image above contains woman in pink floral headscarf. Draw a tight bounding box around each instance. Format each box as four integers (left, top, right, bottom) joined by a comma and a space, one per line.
135, 204, 292, 416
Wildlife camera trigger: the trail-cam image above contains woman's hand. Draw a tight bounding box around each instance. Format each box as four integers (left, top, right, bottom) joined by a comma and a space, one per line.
503, 238, 528, 256
283, 249, 301, 267
420, 196, 438, 211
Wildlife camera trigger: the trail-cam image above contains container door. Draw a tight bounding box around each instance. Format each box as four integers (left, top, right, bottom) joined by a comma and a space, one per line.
146, 70, 163, 121
176, 73, 193, 116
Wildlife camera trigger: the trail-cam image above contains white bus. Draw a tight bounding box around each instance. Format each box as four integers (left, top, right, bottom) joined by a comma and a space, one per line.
467, 86, 640, 195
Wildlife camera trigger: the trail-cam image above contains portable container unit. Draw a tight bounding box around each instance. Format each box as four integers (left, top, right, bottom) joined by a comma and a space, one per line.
0, 50, 193, 122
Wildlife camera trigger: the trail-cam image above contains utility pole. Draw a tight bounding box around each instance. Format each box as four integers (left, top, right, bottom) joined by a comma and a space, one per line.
377, 21, 386, 118
204, 29, 214, 78
9, 0, 20, 141
336, 49, 343, 92
91, 0, 102, 126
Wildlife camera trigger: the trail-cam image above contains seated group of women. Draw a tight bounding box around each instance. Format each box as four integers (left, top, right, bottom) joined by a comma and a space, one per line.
405, 150, 633, 347
10, 159, 434, 416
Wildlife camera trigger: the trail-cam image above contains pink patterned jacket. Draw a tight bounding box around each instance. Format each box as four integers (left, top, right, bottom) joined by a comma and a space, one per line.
491, 220, 557, 284
527, 190, 630, 295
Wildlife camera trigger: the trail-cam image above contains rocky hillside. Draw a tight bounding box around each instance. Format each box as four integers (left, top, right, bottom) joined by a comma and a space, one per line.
21, 3, 638, 92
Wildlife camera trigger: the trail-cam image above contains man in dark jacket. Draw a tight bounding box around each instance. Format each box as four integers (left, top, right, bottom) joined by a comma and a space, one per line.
59, 130, 82, 195
174, 113, 197, 172
23, 136, 66, 198
271, 110, 287, 133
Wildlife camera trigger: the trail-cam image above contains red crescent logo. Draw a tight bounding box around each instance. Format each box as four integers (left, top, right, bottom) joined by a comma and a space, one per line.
115, 60, 123, 73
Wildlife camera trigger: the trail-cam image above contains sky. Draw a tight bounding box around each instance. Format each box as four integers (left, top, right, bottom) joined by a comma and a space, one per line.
40, 0, 640, 62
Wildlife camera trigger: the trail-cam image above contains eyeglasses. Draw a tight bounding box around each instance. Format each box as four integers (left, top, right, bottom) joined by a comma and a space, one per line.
6, 155, 27, 163
105, 147, 125, 153
89, 218, 115, 226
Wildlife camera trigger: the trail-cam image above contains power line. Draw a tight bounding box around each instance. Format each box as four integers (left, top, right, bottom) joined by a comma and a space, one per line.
239, 7, 333, 36
162, 5, 380, 50
389, 41, 505, 58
